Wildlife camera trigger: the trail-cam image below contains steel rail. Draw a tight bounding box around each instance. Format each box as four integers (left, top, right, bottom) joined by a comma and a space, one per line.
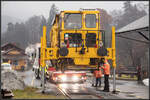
56, 84, 72, 100
83, 87, 103, 99
56, 83, 103, 99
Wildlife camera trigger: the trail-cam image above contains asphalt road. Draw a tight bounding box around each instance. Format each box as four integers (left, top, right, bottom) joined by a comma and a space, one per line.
17, 69, 149, 99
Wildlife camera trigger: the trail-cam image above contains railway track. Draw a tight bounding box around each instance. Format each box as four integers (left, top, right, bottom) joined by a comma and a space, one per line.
56, 84, 72, 99
56, 83, 103, 99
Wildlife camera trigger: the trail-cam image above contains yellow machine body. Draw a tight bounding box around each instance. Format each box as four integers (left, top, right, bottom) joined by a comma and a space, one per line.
40, 10, 116, 70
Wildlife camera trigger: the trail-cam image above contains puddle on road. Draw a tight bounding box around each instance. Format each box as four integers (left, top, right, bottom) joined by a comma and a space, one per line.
71, 95, 100, 99
121, 92, 136, 98
110, 82, 124, 85
121, 91, 135, 94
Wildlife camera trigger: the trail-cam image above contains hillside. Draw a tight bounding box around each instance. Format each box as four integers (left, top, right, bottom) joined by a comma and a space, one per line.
1, 15, 23, 33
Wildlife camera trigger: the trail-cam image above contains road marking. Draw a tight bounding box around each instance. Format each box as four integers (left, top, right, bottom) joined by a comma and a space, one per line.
31, 76, 35, 86
136, 96, 143, 99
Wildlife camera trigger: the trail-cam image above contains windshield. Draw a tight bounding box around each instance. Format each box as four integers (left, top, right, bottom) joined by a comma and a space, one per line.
85, 14, 96, 28
64, 13, 82, 29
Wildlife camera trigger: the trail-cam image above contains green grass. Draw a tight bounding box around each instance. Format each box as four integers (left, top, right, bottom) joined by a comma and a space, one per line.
12, 86, 66, 99
116, 74, 137, 80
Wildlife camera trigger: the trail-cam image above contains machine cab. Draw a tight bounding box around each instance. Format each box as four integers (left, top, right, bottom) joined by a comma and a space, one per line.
59, 10, 101, 50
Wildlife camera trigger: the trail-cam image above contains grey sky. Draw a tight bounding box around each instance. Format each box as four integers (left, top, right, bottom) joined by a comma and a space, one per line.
2, 1, 148, 22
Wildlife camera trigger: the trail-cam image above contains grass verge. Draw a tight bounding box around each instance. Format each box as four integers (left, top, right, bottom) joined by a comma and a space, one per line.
12, 86, 66, 99
110, 74, 137, 81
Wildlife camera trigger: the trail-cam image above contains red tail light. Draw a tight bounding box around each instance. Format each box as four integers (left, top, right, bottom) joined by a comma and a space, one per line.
67, 44, 69, 48
95, 44, 97, 48
67, 40, 69, 48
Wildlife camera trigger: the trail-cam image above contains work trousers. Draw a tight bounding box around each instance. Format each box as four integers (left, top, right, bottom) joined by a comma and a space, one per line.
95, 77, 101, 87
92, 76, 96, 85
104, 75, 109, 91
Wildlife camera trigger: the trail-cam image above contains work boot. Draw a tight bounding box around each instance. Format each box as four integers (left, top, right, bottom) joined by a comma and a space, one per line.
105, 90, 109, 92
92, 84, 94, 87
102, 89, 106, 91
103, 89, 109, 92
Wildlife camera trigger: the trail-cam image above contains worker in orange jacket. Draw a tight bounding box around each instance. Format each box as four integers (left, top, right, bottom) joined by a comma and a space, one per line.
101, 59, 110, 92
94, 67, 102, 87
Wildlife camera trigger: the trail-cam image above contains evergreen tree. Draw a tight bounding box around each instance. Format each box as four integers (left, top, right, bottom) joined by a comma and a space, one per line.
7, 22, 14, 32
118, 1, 147, 29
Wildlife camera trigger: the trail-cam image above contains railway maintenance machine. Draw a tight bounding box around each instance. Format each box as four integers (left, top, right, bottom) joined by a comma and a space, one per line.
40, 9, 116, 92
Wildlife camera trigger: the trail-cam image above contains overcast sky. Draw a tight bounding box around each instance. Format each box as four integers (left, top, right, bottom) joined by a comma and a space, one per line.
2, 1, 149, 22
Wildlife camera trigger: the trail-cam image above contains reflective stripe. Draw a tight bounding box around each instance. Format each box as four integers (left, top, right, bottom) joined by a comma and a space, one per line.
39, 65, 48, 73
39, 67, 42, 71
45, 65, 48, 73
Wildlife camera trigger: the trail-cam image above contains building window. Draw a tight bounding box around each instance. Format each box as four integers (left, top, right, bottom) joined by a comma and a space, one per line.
13, 60, 18, 66
3, 59, 9, 62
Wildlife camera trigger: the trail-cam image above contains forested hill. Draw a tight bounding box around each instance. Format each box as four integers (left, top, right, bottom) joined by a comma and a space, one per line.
1, 15, 23, 33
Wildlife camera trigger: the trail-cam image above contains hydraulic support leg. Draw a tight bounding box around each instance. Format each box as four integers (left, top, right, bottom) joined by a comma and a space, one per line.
112, 26, 117, 93
42, 67, 45, 93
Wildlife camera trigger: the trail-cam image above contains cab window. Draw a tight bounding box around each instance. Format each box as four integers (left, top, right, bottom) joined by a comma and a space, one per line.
64, 13, 82, 29
85, 14, 96, 28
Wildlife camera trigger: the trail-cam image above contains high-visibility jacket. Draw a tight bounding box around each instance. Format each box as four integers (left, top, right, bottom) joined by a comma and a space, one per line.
102, 62, 110, 75
45, 65, 48, 72
39, 65, 48, 73
94, 69, 102, 78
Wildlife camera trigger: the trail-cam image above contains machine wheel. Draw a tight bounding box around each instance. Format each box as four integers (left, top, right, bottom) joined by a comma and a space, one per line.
61, 63, 65, 73
59, 59, 66, 73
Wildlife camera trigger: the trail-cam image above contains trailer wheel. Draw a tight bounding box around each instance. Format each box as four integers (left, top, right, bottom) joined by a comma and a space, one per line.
60, 61, 65, 73
79, 80, 84, 84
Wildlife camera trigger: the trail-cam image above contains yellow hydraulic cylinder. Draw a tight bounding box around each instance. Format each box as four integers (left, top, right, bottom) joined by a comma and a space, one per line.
40, 37, 43, 67
112, 26, 116, 68
43, 26, 47, 48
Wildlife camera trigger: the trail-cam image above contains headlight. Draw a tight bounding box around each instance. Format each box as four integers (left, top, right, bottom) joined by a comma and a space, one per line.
82, 76, 86, 80
72, 76, 79, 81
53, 77, 57, 81
59, 83, 68, 89
61, 75, 67, 82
